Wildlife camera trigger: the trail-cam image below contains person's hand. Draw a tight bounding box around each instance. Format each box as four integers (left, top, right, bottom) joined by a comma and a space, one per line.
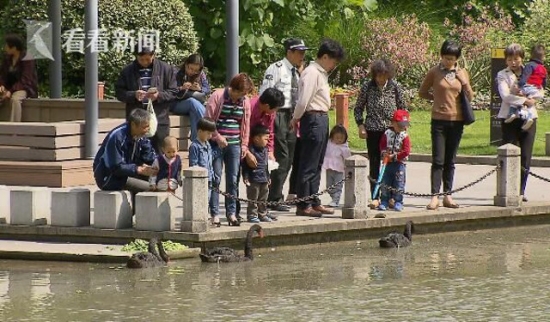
524, 98, 536, 107
511, 85, 521, 95
0, 86, 4, 93
218, 135, 228, 148
182, 82, 192, 90
138, 165, 157, 176
190, 82, 201, 91
268, 151, 275, 161
290, 118, 299, 132
358, 124, 367, 139
135, 90, 146, 101
147, 91, 159, 101
243, 178, 250, 187
3, 91, 11, 99
245, 151, 258, 168
149, 185, 157, 191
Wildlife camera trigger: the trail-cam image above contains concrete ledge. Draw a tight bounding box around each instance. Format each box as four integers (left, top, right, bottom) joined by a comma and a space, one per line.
0, 241, 201, 263
10, 187, 51, 225
0, 203, 549, 249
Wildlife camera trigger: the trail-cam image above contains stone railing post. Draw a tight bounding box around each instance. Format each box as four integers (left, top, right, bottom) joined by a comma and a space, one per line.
494, 143, 522, 207
546, 132, 550, 156
181, 166, 209, 232
342, 155, 369, 219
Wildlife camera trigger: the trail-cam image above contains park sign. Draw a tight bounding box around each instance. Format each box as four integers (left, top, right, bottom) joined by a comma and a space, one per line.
490, 48, 507, 146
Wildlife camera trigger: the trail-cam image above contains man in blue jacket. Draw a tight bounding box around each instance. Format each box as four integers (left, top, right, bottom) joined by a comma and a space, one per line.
115, 46, 177, 154
93, 108, 158, 212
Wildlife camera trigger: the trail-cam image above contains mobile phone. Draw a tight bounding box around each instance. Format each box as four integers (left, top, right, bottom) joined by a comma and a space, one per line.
147, 87, 158, 93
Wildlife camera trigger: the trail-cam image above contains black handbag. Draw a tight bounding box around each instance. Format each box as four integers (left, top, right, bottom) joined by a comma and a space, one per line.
459, 90, 475, 125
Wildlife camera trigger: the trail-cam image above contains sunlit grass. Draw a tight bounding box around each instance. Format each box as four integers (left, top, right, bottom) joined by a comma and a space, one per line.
329, 109, 550, 156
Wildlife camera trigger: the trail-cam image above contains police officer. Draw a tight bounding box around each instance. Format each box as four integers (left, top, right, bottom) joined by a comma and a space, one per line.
258, 38, 308, 211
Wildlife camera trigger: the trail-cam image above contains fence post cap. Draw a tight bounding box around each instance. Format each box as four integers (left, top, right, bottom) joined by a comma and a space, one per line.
345, 155, 369, 166
497, 143, 521, 156
182, 166, 208, 177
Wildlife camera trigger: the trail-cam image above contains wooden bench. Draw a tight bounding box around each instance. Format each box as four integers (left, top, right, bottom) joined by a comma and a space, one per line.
22, 99, 126, 122
0, 115, 190, 187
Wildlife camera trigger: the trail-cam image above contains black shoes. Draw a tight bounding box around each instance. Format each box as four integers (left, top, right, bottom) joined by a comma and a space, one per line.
269, 204, 291, 212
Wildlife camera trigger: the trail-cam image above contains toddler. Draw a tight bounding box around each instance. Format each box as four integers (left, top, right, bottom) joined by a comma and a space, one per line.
322, 124, 352, 207
378, 109, 411, 212
188, 118, 217, 225
506, 44, 547, 130
242, 125, 272, 223
149, 136, 182, 192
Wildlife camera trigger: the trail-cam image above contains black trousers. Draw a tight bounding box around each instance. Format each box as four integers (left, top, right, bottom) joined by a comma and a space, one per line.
501, 118, 536, 195
150, 124, 170, 155
366, 130, 385, 197
430, 119, 464, 194
268, 109, 297, 202
296, 112, 329, 209
288, 137, 302, 195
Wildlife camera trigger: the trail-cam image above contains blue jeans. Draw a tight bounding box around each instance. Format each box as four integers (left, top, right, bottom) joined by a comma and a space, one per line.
210, 143, 241, 217
170, 98, 205, 142
380, 162, 406, 204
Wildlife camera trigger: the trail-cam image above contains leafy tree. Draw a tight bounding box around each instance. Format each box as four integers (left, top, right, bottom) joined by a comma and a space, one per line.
0, 0, 198, 96
186, 0, 378, 85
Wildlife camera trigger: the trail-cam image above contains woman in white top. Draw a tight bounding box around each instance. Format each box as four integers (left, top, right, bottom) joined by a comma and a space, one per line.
496, 43, 539, 202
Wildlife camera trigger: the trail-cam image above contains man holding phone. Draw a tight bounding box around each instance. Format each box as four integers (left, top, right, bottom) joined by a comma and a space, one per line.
115, 45, 178, 153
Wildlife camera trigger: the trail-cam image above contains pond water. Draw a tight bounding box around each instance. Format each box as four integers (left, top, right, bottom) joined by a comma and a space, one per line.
1, 224, 550, 321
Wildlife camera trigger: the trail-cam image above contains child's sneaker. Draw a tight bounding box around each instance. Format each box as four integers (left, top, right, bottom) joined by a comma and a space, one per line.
247, 216, 260, 223
377, 201, 389, 211
394, 202, 404, 212
504, 113, 518, 123
328, 201, 339, 208
259, 215, 272, 222
266, 212, 278, 221
521, 118, 534, 131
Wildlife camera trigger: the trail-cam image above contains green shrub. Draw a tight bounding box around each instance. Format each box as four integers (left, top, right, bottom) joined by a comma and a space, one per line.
0, 0, 198, 97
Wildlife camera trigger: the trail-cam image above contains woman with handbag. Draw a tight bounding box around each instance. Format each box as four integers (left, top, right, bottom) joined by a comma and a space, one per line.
419, 39, 475, 210
171, 54, 211, 141
496, 44, 538, 202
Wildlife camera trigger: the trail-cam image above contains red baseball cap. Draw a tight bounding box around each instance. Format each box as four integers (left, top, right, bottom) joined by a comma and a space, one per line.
392, 109, 410, 127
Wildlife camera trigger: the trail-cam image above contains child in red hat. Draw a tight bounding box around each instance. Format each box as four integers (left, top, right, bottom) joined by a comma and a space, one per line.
377, 109, 411, 211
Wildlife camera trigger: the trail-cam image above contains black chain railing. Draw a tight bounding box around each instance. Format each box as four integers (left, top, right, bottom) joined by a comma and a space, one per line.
209, 173, 352, 206
367, 165, 499, 198
522, 167, 550, 183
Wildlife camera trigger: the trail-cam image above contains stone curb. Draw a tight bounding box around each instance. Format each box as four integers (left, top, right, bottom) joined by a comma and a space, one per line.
0, 247, 201, 263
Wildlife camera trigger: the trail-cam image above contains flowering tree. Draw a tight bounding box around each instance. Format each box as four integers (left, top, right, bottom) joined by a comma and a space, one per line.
349, 14, 438, 90
445, 2, 515, 92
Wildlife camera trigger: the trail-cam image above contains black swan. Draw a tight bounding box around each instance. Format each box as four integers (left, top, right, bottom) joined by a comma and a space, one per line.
379, 221, 414, 248
127, 238, 170, 268
200, 224, 264, 263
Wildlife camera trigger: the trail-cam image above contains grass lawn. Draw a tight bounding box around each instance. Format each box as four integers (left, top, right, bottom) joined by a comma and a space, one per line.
328, 109, 550, 156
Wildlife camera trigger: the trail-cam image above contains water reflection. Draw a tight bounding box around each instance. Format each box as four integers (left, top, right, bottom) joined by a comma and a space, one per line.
0, 225, 549, 321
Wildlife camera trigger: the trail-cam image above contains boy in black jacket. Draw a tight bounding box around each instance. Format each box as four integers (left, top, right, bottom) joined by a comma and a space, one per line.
242, 125, 273, 223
